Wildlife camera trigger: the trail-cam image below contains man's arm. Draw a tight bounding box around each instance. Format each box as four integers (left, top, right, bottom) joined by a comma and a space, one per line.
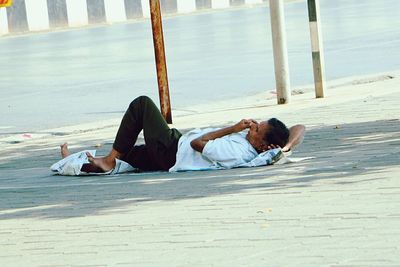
281, 124, 306, 152
190, 119, 255, 153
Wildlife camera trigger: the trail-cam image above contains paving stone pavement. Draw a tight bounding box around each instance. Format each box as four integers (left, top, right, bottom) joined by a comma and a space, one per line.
0, 76, 399, 266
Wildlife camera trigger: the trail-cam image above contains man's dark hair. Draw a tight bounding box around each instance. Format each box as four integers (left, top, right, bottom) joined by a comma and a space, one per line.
264, 118, 290, 148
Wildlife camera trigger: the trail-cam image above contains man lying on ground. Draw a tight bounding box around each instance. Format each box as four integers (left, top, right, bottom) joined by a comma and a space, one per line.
59, 96, 305, 173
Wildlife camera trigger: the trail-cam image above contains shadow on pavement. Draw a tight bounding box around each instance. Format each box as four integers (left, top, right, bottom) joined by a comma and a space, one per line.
0, 119, 399, 220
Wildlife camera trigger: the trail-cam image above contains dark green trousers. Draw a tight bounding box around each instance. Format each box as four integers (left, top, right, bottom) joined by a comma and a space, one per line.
113, 96, 182, 171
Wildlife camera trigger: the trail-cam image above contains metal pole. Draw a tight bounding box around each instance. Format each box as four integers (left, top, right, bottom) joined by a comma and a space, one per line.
149, 0, 172, 123
307, 0, 325, 98
269, 0, 291, 104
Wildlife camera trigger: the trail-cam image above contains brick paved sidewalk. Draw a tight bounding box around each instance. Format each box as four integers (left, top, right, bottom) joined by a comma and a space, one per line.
0, 76, 399, 266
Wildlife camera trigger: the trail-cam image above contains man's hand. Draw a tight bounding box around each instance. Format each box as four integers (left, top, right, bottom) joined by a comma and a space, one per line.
265, 143, 289, 152
267, 124, 306, 152
191, 119, 258, 153
233, 119, 257, 132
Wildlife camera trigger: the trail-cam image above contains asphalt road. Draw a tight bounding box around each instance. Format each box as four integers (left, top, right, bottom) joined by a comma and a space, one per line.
1, 0, 399, 134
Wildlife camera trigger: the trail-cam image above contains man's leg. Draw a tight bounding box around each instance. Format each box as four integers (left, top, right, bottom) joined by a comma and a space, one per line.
88, 96, 181, 171
122, 145, 159, 171
113, 95, 171, 154
116, 96, 182, 171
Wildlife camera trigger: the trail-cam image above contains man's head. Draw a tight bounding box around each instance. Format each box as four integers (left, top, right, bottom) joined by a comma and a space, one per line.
246, 118, 290, 153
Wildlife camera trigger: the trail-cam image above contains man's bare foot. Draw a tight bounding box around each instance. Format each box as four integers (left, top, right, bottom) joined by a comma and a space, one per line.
86, 152, 116, 173
60, 143, 69, 158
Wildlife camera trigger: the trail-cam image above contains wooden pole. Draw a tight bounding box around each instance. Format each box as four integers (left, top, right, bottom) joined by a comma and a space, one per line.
269, 0, 291, 104
149, 0, 172, 123
307, 0, 325, 98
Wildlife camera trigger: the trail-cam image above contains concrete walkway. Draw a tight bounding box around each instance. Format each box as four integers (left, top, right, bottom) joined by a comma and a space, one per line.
0, 74, 399, 266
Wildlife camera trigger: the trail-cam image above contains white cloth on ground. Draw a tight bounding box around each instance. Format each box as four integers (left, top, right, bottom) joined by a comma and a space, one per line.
50, 150, 136, 176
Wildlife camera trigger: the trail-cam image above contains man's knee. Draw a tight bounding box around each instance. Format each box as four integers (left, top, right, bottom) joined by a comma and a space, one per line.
137, 95, 152, 102
129, 95, 153, 109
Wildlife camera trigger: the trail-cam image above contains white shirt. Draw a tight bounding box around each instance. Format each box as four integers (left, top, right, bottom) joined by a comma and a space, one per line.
169, 128, 258, 172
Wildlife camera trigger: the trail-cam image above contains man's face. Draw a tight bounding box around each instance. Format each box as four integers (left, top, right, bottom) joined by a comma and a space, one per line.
246, 121, 271, 152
